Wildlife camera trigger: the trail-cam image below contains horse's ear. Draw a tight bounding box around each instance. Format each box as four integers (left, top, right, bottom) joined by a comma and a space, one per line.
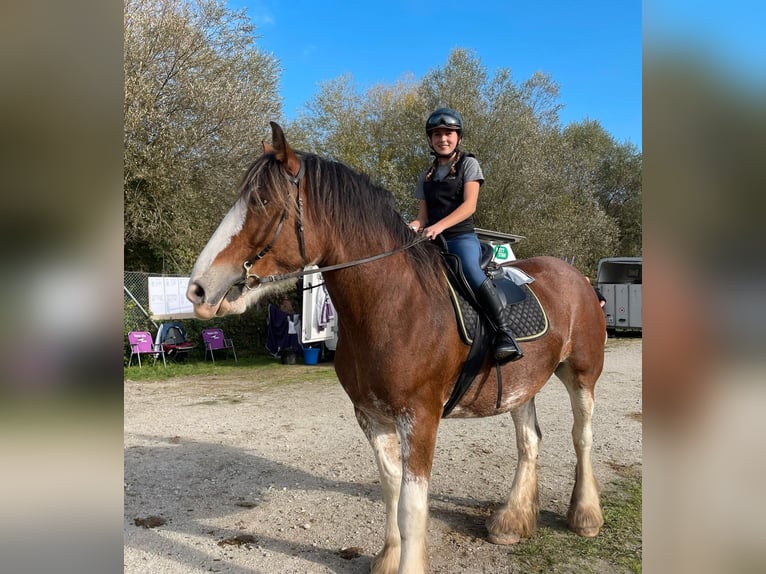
262, 140, 273, 154
269, 121, 301, 177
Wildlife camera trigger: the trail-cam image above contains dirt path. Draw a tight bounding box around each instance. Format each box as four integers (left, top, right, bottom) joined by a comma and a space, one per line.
124, 338, 641, 573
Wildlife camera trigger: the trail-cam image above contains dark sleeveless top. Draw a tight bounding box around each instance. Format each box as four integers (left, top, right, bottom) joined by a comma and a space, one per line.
423, 153, 476, 238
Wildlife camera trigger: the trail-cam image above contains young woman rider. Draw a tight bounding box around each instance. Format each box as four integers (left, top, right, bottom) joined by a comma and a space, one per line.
409, 107, 523, 363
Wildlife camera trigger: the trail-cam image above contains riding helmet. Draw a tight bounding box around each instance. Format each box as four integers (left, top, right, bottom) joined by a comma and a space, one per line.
425, 107, 464, 137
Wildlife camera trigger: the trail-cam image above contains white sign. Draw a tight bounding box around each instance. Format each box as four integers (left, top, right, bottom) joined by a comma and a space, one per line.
492, 242, 517, 263
148, 276, 196, 319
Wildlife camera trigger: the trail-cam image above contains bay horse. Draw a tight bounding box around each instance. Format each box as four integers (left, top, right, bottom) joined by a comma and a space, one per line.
187, 122, 605, 574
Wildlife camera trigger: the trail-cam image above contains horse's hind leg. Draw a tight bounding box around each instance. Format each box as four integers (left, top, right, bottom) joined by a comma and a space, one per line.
355, 408, 402, 574
486, 398, 541, 545
556, 362, 604, 537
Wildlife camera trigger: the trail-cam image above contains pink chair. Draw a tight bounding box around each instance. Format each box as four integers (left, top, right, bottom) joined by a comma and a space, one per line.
127, 331, 166, 368
202, 328, 237, 364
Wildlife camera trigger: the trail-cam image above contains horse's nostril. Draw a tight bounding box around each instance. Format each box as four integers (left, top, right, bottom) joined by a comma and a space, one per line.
187, 281, 205, 305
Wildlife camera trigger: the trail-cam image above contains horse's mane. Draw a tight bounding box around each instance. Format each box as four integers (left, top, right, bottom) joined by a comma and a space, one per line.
238, 151, 445, 289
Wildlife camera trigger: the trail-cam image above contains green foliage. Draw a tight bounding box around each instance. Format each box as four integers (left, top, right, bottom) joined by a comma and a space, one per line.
288, 48, 641, 278
563, 121, 643, 257
124, 0, 281, 274
124, 3, 641, 280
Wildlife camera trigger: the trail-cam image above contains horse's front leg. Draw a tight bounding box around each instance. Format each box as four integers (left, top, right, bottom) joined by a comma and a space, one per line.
355, 408, 402, 574
395, 409, 439, 574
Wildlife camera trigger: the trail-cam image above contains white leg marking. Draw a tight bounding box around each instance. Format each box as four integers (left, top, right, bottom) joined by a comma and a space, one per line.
396, 413, 431, 573
372, 424, 403, 554
487, 399, 540, 543
561, 368, 603, 536
398, 478, 429, 573
357, 411, 403, 574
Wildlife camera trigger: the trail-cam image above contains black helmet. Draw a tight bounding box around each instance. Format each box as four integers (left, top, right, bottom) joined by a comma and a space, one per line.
425, 107, 463, 137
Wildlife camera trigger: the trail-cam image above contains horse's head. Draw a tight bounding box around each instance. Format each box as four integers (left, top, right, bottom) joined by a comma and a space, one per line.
186, 122, 311, 319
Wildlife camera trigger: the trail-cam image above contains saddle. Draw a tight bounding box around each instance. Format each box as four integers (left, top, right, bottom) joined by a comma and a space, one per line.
440, 242, 548, 417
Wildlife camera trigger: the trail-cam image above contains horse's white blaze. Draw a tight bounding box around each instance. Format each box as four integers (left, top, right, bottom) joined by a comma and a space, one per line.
189, 198, 248, 281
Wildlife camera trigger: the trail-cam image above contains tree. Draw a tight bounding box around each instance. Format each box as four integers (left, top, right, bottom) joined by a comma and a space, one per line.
124, 0, 281, 272
563, 121, 642, 257
291, 48, 636, 276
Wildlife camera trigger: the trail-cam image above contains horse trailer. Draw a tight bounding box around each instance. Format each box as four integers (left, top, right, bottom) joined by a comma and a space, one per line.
596, 257, 642, 334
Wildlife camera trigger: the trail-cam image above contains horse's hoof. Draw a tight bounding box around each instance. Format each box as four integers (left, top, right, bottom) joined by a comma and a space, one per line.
487, 531, 521, 545
567, 503, 603, 538
370, 546, 400, 574
569, 525, 601, 538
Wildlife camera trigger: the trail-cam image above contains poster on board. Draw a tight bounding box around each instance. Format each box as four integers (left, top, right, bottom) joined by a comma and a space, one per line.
148, 276, 196, 319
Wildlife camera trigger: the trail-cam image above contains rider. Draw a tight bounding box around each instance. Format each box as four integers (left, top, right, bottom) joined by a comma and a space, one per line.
409, 107, 523, 363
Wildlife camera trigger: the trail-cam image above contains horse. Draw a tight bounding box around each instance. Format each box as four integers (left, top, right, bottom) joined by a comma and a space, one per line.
186, 122, 605, 574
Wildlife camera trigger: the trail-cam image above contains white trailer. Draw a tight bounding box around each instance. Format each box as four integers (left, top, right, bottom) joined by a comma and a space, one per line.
596, 257, 642, 334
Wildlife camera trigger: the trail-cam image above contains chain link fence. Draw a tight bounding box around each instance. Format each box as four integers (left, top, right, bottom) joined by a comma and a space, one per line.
124, 271, 155, 334
123, 272, 271, 360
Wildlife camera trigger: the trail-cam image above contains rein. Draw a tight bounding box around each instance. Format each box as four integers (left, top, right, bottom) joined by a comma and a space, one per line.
237, 159, 429, 290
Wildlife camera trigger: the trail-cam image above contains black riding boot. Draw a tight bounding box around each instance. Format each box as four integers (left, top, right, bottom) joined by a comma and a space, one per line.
475, 278, 524, 364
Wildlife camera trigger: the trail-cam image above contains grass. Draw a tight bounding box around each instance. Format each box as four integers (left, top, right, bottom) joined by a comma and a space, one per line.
511, 477, 642, 573
123, 355, 337, 385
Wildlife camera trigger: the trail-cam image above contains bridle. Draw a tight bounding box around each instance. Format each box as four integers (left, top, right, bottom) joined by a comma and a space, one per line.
240, 160, 307, 277
235, 158, 429, 291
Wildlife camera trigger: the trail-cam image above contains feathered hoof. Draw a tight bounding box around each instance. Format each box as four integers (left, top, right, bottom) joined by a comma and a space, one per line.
566, 505, 603, 538
569, 525, 601, 538
485, 505, 536, 546
371, 544, 400, 574
487, 531, 522, 546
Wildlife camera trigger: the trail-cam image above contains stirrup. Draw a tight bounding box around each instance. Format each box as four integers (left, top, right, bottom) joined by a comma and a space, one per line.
494, 336, 524, 364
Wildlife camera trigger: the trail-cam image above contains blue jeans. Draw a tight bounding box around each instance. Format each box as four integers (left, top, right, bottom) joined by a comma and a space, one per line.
445, 233, 486, 291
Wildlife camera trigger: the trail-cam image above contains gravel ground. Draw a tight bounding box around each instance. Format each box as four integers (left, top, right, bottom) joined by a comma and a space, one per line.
124, 337, 642, 573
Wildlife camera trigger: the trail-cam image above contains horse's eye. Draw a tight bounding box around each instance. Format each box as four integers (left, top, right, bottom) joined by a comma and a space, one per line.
250, 193, 268, 207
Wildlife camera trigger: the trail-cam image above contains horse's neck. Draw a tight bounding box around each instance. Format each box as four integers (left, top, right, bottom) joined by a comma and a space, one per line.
312, 224, 436, 325
321, 257, 421, 328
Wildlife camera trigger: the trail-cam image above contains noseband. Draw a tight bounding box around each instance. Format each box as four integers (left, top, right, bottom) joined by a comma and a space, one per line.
238, 158, 428, 290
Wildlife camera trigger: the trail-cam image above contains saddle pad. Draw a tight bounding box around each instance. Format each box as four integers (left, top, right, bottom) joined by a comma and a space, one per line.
447, 280, 549, 345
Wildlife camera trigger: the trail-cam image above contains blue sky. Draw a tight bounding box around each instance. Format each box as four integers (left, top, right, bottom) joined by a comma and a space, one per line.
644, 0, 766, 88
229, 1, 642, 149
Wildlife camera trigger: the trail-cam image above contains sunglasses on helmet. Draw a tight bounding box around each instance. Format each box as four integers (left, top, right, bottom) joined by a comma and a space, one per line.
426, 113, 461, 130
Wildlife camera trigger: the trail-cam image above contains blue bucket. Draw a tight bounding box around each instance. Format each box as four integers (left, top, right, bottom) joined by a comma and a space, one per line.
303, 347, 320, 365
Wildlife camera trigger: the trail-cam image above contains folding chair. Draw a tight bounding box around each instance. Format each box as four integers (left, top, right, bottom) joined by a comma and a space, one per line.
127, 331, 166, 367
202, 328, 237, 364
156, 322, 195, 363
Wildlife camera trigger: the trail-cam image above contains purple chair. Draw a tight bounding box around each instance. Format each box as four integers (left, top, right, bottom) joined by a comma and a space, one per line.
127, 331, 166, 368
202, 328, 237, 364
